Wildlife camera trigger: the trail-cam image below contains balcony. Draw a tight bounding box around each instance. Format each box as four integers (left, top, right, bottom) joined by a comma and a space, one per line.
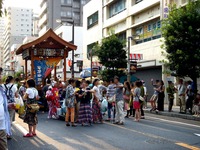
104, 9, 127, 28
38, 14, 47, 27
129, 0, 160, 16
104, 0, 114, 6
39, 2, 47, 17
39, 25, 47, 36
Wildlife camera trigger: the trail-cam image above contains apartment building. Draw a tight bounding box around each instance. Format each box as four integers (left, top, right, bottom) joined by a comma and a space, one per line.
3, 7, 33, 69
39, 0, 91, 36
0, 18, 4, 67
83, 0, 189, 96
32, 14, 40, 36
55, 25, 83, 79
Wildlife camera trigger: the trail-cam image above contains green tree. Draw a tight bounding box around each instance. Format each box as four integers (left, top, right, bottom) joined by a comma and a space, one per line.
95, 34, 127, 81
162, 0, 200, 92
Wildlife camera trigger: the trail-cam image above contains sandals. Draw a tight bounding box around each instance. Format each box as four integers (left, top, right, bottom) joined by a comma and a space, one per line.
32, 133, 37, 136
23, 133, 33, 137
66, 123, 70, 126
7, 135, 12, 140
71, 124, 77, 127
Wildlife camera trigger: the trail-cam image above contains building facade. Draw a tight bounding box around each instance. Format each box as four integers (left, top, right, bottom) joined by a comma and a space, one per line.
32, 14, 40, 37
3, 7, 33, 69
54, 25, 83, 79
83, 0, 190, 98
0, 18, 5, 67
39, 0, 91, 36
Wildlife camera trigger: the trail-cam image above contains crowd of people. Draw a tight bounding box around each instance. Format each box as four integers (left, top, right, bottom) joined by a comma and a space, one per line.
0, 64, 200, 150
42, 76, 149, 125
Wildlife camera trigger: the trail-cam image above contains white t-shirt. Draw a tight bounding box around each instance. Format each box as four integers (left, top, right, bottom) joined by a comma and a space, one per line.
0, 92, 5, 130
26, 88, 38, 99
93, 86, 101, 100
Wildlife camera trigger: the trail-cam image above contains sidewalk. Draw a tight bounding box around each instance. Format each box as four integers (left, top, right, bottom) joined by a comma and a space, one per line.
144, 103, 200, 121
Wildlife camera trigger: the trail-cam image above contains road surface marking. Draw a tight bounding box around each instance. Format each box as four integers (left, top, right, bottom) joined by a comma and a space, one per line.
14, 123, 28, 135
104, 122, 175, 142
176, 143, 200, 150
146, 116, 200, 128
105, 122, 200, 149
194, 133, 200, 137
144, 117, 200, 132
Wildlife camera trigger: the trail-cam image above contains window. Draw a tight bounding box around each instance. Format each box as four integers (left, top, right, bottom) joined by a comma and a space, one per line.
147, 24, 152, 32
153, 23, 157, 30
73, 12, 80, 20
157, 21, 161, 28
73, 1, 80, 8
135, 0, 143, 4
135, 27, 143, 35
87, 43, 96, 59
87, 11, 98, 29
61, 11, 67, 17
21, 24, 23, 26
81, 0, 86, 5
67, 11, 72, 17
118, 31, 126, 41
61, 0, 71, 5
109, 0, 126, 18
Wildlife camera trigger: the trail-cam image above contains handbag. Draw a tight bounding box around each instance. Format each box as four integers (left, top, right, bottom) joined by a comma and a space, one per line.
139, 96, 145, 103
108, 95, 116, 103
27, 104, 40, 113
65, 98, 72, 107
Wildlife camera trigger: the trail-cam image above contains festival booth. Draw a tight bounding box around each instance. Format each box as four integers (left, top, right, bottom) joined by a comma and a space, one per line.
16, 28, 77, 88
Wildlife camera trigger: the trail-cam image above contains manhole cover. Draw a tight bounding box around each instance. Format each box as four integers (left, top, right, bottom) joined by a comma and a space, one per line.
146, 138, 171, 144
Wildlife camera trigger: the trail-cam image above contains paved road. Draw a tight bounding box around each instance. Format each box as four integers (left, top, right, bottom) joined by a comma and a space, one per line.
8, 112, 200, 150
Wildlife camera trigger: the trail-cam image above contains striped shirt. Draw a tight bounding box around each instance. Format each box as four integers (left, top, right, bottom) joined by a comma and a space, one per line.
106, 84, 116, 97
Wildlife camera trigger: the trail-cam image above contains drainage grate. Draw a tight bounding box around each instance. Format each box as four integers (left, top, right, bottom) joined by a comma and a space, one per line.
145, 138, 172, 144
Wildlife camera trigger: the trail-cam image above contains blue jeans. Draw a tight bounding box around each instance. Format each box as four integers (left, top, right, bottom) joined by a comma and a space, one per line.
108, 103, 115, 119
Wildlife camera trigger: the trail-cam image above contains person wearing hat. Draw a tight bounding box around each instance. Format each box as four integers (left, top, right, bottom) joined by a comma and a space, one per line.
166, 81, 176, 112
0, 67, 11, 149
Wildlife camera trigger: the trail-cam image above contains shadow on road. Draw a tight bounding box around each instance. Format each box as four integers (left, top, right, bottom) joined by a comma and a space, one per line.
8, 125, 57, 150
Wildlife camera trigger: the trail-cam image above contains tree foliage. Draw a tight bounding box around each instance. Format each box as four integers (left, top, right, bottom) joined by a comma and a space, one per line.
162, 0, 200, 91
95, 34, 127, 81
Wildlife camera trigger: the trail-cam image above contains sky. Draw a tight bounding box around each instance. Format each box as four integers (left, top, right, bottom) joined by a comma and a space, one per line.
4, 0, 41, 13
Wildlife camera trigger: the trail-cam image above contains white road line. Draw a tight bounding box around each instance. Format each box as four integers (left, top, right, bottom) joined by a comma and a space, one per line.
13, 122, 28, 135
194, 133, 200, 137
146, 116, 200, 128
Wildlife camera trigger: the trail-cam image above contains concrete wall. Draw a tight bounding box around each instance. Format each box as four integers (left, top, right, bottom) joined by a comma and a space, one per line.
82, 0, 103, 68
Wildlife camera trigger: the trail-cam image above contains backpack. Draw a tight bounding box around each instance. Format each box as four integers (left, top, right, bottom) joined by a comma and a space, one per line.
4, 84, 15, 103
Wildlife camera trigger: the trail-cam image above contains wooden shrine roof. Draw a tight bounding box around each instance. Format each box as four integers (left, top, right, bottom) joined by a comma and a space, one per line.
16, 28, 77, 55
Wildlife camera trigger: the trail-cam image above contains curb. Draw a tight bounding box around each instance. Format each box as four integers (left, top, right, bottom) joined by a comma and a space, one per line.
144, 109, 200, 121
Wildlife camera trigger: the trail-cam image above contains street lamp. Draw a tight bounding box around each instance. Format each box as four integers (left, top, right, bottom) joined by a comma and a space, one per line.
127, 34, 140, 83
56, 19, 75, 78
